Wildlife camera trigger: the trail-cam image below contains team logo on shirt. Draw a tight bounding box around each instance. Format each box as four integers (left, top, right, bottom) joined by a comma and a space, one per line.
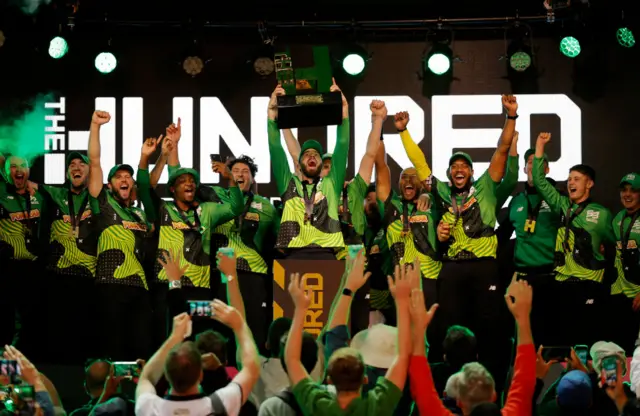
585, 210, 600, 224
171, 222, 191, 230
122, 221, 148, 232
370, 245, 380, 254
62, 210, 92, 223
250, 201, 263, 211
447, 197, 477, 214
9, 209, 40, 221
244, 212, 260, 222
400, 215, 429, 223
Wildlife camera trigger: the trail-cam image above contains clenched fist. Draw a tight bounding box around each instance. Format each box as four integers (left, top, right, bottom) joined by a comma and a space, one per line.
92, 111, 111, 126
370, 100, 387, 120
501, 95, 518, 116
394, 111, 410, 131
437, 220, 451, 242
537, 132, 551, 146
268, 84, 286, 120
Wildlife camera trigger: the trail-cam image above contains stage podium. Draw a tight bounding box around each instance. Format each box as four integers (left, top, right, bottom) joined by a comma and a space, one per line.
272, 259, 369, 337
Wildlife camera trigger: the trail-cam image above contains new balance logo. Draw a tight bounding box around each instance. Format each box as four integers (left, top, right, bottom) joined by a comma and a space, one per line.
488, 285, 497, 291
585, 299, 594, 305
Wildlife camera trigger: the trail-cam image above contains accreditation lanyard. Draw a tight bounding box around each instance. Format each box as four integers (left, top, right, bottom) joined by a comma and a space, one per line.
620, 210, 640, 257
523, 190, 544, 234
340, 187, 351, 225
176, 205, 201, 231
562, 200, 590, 252
402, 200, 417, 235
450, 192, 470, 226
235, 192, 254, 232
303, 180, 319, 224
68, 191, 89, 239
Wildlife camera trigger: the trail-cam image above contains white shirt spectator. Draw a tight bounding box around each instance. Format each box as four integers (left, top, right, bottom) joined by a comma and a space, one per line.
135, 383, 242, 416
631, 346, 640, 397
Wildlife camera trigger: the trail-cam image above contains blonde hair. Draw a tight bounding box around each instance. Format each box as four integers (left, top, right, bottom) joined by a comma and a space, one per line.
457, 362, 495, 408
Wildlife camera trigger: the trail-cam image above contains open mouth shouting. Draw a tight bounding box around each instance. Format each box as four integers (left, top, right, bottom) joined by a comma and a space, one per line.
453, 173, 467, 186
403, 184, 416, 197
13, 172, 25, 187
183, 185, 195, 200
568, 185, 578, 198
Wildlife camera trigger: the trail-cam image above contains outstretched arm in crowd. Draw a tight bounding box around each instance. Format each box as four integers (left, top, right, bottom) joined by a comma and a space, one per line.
532, 133, 569, 213
375, 137, 392, 204
267, 84, 294, 196
149, 122, 178, 188
358, 100, 386, 185
282, 129, 302, 176
137, 135, 164, 222
284, 273, 315, 385
326, 250, 370, 331
486, 95, 518, 183
326, 79, 350, 196
3, 346, 55, 416
495, 131, 520, 210
87, 111, 111, 198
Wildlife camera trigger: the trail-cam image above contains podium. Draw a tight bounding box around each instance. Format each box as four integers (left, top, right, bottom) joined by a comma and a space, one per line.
273, 260, 369, 337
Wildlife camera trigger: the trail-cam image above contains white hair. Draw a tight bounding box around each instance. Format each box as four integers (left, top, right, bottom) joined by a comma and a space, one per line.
457, 362, 495, 408
444, 372, 463, 398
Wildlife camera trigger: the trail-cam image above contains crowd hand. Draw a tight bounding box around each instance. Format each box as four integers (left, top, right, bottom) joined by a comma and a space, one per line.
216, 251, 237, 278
370, 100, 387, 120
388, 258, 420, 300
603, 360, 628, 412
141, 135, 164, 158
288, 272, 312, 310
504, 275, 533, 322
437, 220, 451, 242
394, 111, 410, 131
210, 299, 243, 332
212, 160, 232, 179
201, 352, 223, 371
102, 375, 124, 400
501, 94, 518, 116
268, 84, 285, 119
537, 132, 552, 146
410, 289, 438, 332
535, 346, 558, 379
166, 118, 182, 143
92, 110, 111, 126
3, 345, 39, 386
566, 348, 589, 374
345, 249, 371, 293
417, 194, 430, 211
157, 249, 188, 282
161, 136, 175, 156
170, 312, 191, 340
26, 180, 37, 197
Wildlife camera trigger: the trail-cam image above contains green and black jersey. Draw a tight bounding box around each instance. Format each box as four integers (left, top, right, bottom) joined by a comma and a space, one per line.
336, 175, 368, 260
432, 172, 500, 260
137, 168, 245, 287
94, 188, 151, 289
532, 157, 615, 283
495, 155, 519, 211
0, 182, 46, 262
39, 185, 99, 278
611, 209, 640, 298
379, 190, 442, 279
267, 118, 350, 250
364, 225, 393, 310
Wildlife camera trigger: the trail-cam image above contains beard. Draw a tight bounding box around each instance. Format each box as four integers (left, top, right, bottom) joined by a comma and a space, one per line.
301, 163, 320, 179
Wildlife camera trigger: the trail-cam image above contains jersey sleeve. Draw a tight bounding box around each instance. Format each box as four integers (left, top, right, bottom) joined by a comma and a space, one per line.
167, 163, 181, 176
532, 156, 569, 213
327, 118, 351, 200
136, 168, 163, 223
495, 154, 519, 210
348, 174, 368, 236
203, 186, 245, 229
267, 119, 293, 197
399, 129, 431, 181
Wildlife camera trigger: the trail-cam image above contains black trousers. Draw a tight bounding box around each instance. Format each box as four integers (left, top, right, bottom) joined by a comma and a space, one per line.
516, 270, 557, 347
46, 273, 97, 364
0, 260, 44, 361
96, 284, 152, 361
607, 294, 640, 356
237, 270, 271, 356
436, 258, 510, 392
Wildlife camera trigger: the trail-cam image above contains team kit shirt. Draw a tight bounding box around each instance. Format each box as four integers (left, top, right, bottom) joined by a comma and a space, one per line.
495, 155, 520, 212
364, 224, 393, 310
267, 118, 350, 249
532, 157, 615, 283
611, 209, 640, 298
0, 181, 46, 262
94, 188, 151, 289
379, 190, 442, 279
336, 175, 368, 260
39, 185, 99, 278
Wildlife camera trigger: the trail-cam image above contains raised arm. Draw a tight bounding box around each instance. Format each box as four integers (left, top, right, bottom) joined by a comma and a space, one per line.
533, 133, 569, 213
327, 79, 350, 193
396, 112, 432, 182
357, 100, 386, 185
495, 132, 520, 210
285, 273, 314, 385
326, 251, 370, 331
137, 135, 164, 222
487, 95, 518, 183
283, 129, 302, 175
149, 134, 175, 188
267, 85, 294, 196
375, 140, 392, 203
87, 111, 111, 198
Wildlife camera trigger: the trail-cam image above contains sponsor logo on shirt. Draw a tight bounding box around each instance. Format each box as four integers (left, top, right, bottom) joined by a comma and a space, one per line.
250, 201, 263, 211
370, 245, 380, 254
517, 206, 524, 212
9, 209, 40, 221
400, 214, 429, 223
245, 212, 260, 222
171, 222, 191, 230
62, 210, 92, 223
122, 221, 148, 232
447, 197, 477, 214
585, 210, 600, 224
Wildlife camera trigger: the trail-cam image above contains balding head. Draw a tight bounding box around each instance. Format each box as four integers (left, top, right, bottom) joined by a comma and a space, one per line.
165, 341, 203, 394
85, 360, 112, 397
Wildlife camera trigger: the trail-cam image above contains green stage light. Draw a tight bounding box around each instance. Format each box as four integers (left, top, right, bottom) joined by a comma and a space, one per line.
617, 27, 635, 48
427, 53, 451, 75
560, 36, 581, 58
342, 53, 366, 76
509, 51, 531, 72
48, 36, 68, 59
95, 52, 117, 74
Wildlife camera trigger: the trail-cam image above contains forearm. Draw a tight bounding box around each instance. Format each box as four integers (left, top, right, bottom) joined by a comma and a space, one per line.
396, 300, 411, 358
227, 181, 243, 213
400, 129, 431, 181
327, 294, 352, 330
412, 329, 428, 357
375, 141, 391, 201
329, 118, 351, 189
226, 275, 246, 321
532, 157, 564, 211
140, 335, 183, 385
234, 322, 260, 374
150, 154, 167, 188
139, 154, 151, 170
88, 124, 101, 163
168, 145, 179, 166
268, 119, 292, 195
516, 319, 534, 346
366, 118, 383, 158
285, 307, 309, 383
283, 129, 301, 162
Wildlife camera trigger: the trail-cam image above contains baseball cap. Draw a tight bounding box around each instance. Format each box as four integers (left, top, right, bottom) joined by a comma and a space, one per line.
322, 153, 333, 161
449, 152, 473, 168
107, 164, 134, 182
167, 167, 200, 188
590, 341, 627, 375
620, 173, 640, 190
556, 370, 592, 409
299, 140, 324, 162
66, 151, 89, 166
524, 148, 549, 163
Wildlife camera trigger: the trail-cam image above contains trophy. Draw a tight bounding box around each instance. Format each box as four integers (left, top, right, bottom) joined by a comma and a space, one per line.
274, 46, 343, 129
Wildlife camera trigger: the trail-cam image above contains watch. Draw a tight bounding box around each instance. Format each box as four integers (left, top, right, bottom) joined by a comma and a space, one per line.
342, 288, 353, 297
506, 114, 518, 120
169, 280, 182, 290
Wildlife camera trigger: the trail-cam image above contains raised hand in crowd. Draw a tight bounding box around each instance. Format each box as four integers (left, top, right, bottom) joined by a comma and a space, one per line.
394, 111, 409, 131
565, 347, 590, 374
212, 159, 232, 179
141, 134, 163, 158
417, 193, 431, 211
510, 130, 519, 156
165, 117, 182, 143
210, 300, 244, 333
344, 249, 371, 293
157, 248, 188, 282
91, 110, 111, 126
437, 220, 451, 242
267, 84, 285, 121
3, 345, 42, 390
535, 345, 558, 380
505, 275, 534, 346
502, 94, 518, 116
370, 99, 387, 120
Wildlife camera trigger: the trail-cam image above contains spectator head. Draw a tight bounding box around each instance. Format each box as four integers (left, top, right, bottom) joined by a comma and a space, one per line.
195, 330, 228, 365
590, 341, 627, 375
456, 362, 496, 413
556, 370, 592, 410
84, 359, 113, 398
164, 341, 203, 395
326, 347, 367, 393
444, 372, 463, 399
280, 332, 319, 375
350, 324, 397, 369
443, 325, 477, 369
266, 317, 292, 358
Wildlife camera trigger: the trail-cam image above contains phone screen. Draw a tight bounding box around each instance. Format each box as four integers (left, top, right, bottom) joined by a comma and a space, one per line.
574, 345, 588, 364
541, 346, 572, 362
188, 300, 212, 317
210, 154, 223, 163
113, 362, 140, 378
602, 355, 618, 384
0, 359, 20, 382
348, 244, 364, 259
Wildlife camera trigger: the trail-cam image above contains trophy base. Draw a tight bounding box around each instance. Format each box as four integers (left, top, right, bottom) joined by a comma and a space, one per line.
276, 91, 343, 129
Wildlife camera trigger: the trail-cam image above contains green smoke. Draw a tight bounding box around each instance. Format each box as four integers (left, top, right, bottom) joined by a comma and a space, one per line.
0, 93, 55, 164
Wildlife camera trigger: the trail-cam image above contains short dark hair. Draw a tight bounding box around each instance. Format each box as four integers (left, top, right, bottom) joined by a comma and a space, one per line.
443, 325, 477, 370
195, 330, 228, 363
326, 347, 365, 392
280, 332, 319, 375
165, 341, 203, 393
366, 182, 376, 195
569, 164, 596, 183
85, 359, 112, 392
267, 317, 292, 358
228, 155, 258, 178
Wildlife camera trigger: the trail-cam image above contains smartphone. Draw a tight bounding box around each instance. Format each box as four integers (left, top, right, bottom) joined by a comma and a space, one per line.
113, 361, 141, 378
574, 344, 588, 365
348, 244, 364, 259
188, 300, 212, 317
541, 346, 572, 362
0, 359, 20, 382
601, 355, 618, 385
210, 154, 223, 163
217, 247, 235, 258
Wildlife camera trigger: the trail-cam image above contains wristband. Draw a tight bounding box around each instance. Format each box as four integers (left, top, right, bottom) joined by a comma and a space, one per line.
506, 114, 518, 120
380, 133, 384, 141
342, 288, 353, 297
396, 128, 407, 132
169, 280, 182, 290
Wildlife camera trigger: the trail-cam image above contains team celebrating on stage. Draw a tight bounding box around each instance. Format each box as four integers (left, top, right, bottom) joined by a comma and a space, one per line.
1, 80, 640, 416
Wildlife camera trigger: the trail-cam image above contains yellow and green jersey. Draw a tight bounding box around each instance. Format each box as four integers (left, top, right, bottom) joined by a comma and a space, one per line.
336, 175, 368, 260
0, 181, 46, 262
611, 209, 640, 298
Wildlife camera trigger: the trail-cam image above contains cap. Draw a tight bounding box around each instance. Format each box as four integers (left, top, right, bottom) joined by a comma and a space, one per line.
322, 153, 333, 161
590, 341, 627, 375
556, 370, 592, 409
620, 173, 640, 190
167, 167, 200, 188
107, 164, 134, 182
299, 140, 324, 162
449, 152, 473, 168
524, 148, 549, 163
66, 151, 89, 166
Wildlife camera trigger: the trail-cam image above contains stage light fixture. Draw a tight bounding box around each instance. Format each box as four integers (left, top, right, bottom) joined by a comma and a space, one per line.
560, 36, 581, 57
421, 40, 454, 98
336, 45, 368, 77
183, 56, 204, 76
616, 27, 635, 47
424, 43, 453, 76
95, 52, 117, 74
48, 36, 68, 59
